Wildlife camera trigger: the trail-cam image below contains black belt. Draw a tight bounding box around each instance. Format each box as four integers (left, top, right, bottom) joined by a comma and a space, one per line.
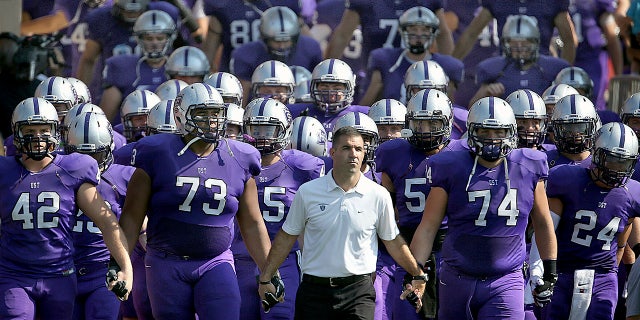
302, 274, 370, 287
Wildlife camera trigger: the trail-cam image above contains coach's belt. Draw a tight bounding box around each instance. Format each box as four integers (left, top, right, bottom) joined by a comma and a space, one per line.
302, 274, 370, 287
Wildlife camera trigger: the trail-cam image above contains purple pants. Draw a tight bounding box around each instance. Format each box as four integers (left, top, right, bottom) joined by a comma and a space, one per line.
438, 262, 524, 320
545, 270, 617, 320
236, 251, 301, 320
145, 247, 240, 319
374, 249, 395, 320
0, 272, 77, 320
73, 262, 120, 320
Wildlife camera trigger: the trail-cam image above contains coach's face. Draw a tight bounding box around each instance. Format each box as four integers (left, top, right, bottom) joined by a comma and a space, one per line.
330, 134, 364, 174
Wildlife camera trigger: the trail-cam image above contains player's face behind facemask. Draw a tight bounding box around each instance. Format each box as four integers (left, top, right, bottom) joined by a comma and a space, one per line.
254, 85, 293, 105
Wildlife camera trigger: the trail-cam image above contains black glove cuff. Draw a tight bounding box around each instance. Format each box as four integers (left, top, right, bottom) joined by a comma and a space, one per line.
542, 259, 557, 281
633, 243, 640, 259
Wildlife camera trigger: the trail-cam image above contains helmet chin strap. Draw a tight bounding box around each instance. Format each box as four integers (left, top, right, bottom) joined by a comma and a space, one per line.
177, 136, 201, 156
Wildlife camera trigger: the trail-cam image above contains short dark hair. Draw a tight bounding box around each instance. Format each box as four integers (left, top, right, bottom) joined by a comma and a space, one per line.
332, 126, 362, 147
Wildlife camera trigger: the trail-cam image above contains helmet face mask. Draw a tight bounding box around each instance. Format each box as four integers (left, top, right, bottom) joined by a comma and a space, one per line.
467, 97, 517, 161
591, 123, 639, 188
134, 10, 176, 60
121, 90, 160, 142
243, 98, 292, 155
12, 98, 60, 160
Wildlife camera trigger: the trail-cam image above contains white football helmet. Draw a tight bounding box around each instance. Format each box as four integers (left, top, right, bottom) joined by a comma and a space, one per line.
541, 83, 579, 106
399, 6, 439, 54
224, 103, 245, 140
34, 76, 78, 119
65, 112, 115, 172
173, 83, 226, 142
333, 112, 379, 163
369, 99, 407, 142
592, 122, 639, 187
467, 96, 517, 161
147, 99, 179, 135
259, 6, 300, 61
121, 90, 161, 142
506, 89, 547, 148
166, 46, 210, 81
251, 60, 296, 104
61, 103, 105, 145
553, 67, 594, 99
67, 77, 92, 104
243, 98, 293, 154
12, 97, 60, 160
204, 72, 244, 106
550, 94, 601, 154
310, 59, 355, 113
502, 15, 540, 66
404, 89, 453, 151
404, 60, 449, 100
621, 92, 640, 134
155, 79, 188, 101
289, 116, 327, 157
133, 10, 176, 60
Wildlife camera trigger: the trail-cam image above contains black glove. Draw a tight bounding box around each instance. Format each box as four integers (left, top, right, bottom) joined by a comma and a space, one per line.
105, 257, 128, 301
260, 274, 285, 313
533, 260, 557, 307
402, 264, 428, 308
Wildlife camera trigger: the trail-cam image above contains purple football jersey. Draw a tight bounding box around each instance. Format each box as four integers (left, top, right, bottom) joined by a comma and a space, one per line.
103, 54, 168, 99
232, 149, 324, 259
445, 0, 500, 107
55, 0, 114, 77
570, 0, 615, 110
23, 0, 54, 19
312, 0, 364, 76
0, 153, 100, 276
375, 139, 431, 230
230, 36, 323, 81
297, 104, 370, 142
113, 141, 136, 165
131, 134, 261, 258
346, 0, 442, 64
427, 148, 548, 276
84, 2, 178, 100
73, 164, 135, 265
475, 55, 571, 98
367, 47, 464, 103
548, 165, 640, 273
481, 0, 570, 56
202, 0, 302, 72
545, 149, 592, 169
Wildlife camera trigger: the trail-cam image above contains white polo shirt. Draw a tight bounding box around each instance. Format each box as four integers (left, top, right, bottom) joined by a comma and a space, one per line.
282, 169, 400, 277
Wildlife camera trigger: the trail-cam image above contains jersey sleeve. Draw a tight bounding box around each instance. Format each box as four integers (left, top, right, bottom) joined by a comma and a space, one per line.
102, 56, 119, 89
546, 165, 572, 199
367, 48, 387, 75
59, 153, 101, 186
425, 152, 454, 193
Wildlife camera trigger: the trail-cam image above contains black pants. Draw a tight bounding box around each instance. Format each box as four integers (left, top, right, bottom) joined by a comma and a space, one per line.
295, 275, 376, 320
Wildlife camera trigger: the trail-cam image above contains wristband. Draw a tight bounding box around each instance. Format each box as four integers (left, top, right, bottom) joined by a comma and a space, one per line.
259, 280, 271, 285
542, 259, 557, 279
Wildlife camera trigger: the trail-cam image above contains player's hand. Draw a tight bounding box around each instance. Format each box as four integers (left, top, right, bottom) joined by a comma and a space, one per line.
257, 273, 285, 313
400, 273, 427, 313
532, 274, 556, 307
486, 83, 505, 97
105, 257, 132, 301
